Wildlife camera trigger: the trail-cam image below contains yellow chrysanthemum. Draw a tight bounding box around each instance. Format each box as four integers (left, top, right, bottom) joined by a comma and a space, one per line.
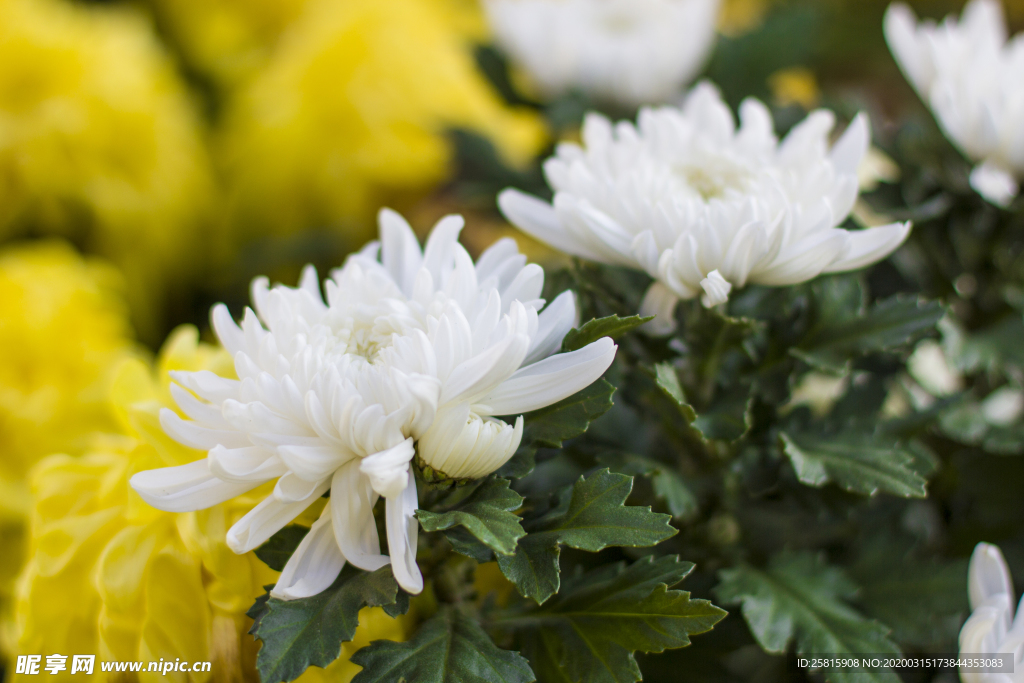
0, 0, 217, 341
0, 241, 137, 660
218, 0, 547, 248
147, 0, 489, 89
0, 241, 136, 510
146, 0, 312, 88
14, 327, 409, 682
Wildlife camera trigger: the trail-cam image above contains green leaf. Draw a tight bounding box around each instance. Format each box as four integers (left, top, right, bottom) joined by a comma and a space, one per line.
849, 540, 968, 649
498, 380, 616, 479
351, 607, 535, 683
779, 430, 928, 497
252, 566, 404, 683
794, 279, 944, 373
653, 362, 697, 423
562, 315, 652, 352
445, 526, 496, 563
255, 525, 310, 572
715, 552, 901, 683
504, 556, 725, 683
497, 469, 677, 604
693, 383, 754, 442
653, 363, 751, 442
247, 586, 274, 635
598, 452, 698, 519
418, 478, 526, 556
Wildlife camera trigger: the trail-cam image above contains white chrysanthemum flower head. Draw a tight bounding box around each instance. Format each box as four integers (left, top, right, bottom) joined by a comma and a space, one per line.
129, 209, 616, 599
498, 82, 912, 335
482, 0, 720, 107
885, 0, 1024, 207
959, 543, 1024, 682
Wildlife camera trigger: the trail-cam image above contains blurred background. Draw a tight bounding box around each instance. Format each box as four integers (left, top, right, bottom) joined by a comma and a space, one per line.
1, 0, 1020, 347
2, 0, 1024, 677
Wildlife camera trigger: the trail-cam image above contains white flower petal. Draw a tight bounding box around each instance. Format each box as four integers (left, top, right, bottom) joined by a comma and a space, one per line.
271, 502, 346, 600
160, 408, 250, 450
385, 475, 423, 594
278, 444, 355, 483
359, 438, 415, 499
970, 162, 1019, 207
439, 328, 530, 406
482, 0, 719, 107
699, 270, 732, 307
639, 282, 681, 336
823, 222, 912, 273
422, 214, 465, 286
752, 231, 850, 286
130, 460, 258, 513
524, 291, 577, 365
829, 113, 870, 177
332, 462, 390, 572
211, 304, 245, 357
498, 189, 605, 262
419, 405, 524, 479
481, 337, 616, 415
969, 542, 1015, 612
379, 208, 424, 297
170, 383, 229, 427
208, 445, 287, 483
226, 478, 330, 553
169, 370, 240, 405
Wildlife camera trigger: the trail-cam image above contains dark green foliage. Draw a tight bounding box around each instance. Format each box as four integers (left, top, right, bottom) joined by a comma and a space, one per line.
779, 429, 928, 497
352, 608, 536, 683
497, 469, 677, 604
562, 315, 653, 352
499, 557, 726, 683
716, 553, 901, 683
418, 478, 526, 556
255, 526, 310, 572
249, 566, 407, 683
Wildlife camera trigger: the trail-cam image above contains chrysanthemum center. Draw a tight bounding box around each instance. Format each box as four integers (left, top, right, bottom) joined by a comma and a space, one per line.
673, 157, 754, 201
597, 8, 641, 35
336, 308, 421, 363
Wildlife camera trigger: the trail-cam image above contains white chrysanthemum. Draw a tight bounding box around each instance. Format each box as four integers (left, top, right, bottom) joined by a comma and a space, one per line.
129, 210, 616, 599
885, 0, 1024, 207
499, 83, 912, 334
959, 543, 1024, 683
482, 0, 720, 107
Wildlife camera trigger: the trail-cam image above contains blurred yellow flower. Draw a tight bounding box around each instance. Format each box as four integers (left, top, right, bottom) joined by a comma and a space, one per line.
146, 0, 312, 88
0, 241, 137, 660
218, 0, 547, 248
767, 66, 821, 109
0, 0, 217, 341
147, 0, 489, 88
0, 241, 136, 513
718, 0, 770, 36
14, 326, 409, 681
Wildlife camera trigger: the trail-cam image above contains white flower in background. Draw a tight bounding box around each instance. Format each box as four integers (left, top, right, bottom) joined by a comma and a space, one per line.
959, 543, 1024, 683
130, 210, 616, 599
885, 0, 1024, 207
908, 339, 963, 397
499, 83, 911, 334
482, 0, 720, 107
